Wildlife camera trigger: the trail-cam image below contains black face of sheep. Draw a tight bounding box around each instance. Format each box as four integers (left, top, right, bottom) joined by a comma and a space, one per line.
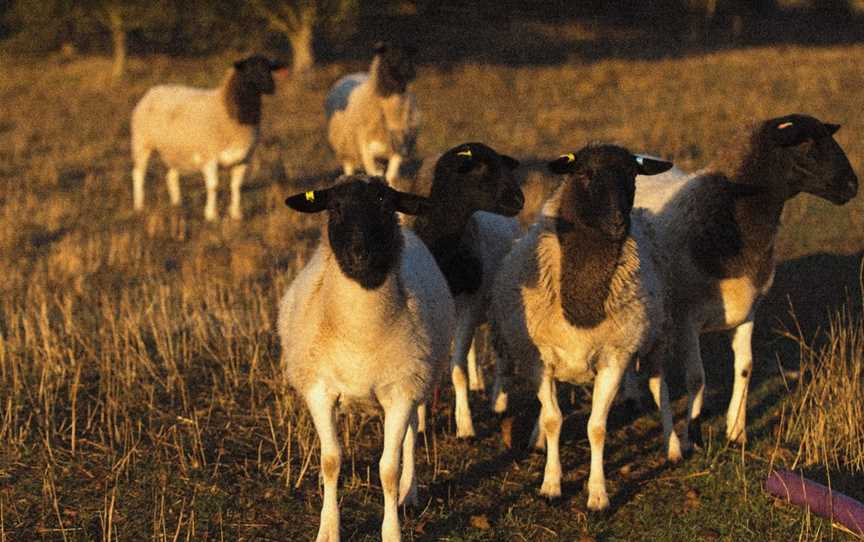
233, 55, 287, 95
433, 142, 525, 217
285, 177, 429, 289
549, 145, 673, 239
374, 41, 418, 95
764, 114, 858, 204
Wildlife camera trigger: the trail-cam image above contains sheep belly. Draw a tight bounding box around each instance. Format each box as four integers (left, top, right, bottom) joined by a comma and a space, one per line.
298, 339, 434, 404
544, 344, 597, 384
702, 273, 773, 332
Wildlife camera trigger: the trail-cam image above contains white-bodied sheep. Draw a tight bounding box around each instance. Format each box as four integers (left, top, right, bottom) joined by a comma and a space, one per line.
325, 41, 419, 184
408, 142, 524, 438
131, 55, 286, 221
633, 114, 858, 448
279, 177, 454, 542
489, 145, 681, 511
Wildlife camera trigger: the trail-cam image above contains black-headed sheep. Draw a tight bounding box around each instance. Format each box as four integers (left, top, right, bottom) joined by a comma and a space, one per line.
131, 55, 286, 221
410, 142, 523, 437
325, 42, 419, 184
279, 177, 454, 542
634, 114, 858, 449
489, 145, 681, 510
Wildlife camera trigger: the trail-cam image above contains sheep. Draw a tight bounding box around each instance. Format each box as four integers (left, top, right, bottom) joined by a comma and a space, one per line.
325, 41, 419, 184
408, 142, 524, 438
489, 144, 681, 510
279, 176, 454, 542
131, 54, 286, 221
632, 114, 858, 449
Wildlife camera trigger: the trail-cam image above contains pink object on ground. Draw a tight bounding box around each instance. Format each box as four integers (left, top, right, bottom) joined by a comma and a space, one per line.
765, 469, 864, 535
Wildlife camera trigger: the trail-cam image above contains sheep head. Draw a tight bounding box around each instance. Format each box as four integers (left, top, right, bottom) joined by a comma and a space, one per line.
233, 55, 287, 95
548, 145, 672, 239
373, 41, 417, 96
431, 142, 525, 218
759, 114, 858, 204
285, 176, 428, 289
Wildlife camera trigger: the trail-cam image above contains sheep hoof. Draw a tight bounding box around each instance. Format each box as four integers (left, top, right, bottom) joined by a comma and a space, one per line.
586, 490, 610, 511
455, 426, 475, 439
667, 433, 684, 463
539, 481, 561, 499
726, 427, 746, 445
399, 486, 418, 508
687, 417, 704, 450
499, 415, 513, 449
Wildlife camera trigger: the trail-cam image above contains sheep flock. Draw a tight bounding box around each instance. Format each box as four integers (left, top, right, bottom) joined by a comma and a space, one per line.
126, 42, 859, 541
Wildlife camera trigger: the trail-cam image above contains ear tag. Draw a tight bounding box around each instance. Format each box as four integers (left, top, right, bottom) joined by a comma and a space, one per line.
560, 153, 575, 163
305, 191, 315, 202
457, 149, 472, 158
778, 122, 794, 130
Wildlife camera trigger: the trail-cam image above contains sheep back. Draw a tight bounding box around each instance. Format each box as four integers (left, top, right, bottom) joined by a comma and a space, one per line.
131, 82, 258, 173
326, 73, 417, 165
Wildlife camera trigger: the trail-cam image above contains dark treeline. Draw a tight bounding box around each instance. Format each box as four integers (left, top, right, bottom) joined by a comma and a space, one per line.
1, 0, 862, 79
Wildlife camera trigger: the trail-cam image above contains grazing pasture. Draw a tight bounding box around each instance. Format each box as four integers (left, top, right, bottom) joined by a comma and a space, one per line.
1, 40, 863, 540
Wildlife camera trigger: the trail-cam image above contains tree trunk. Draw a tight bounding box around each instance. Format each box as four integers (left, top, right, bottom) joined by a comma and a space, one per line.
107, 7, 126, 82
288, 16, 314, 73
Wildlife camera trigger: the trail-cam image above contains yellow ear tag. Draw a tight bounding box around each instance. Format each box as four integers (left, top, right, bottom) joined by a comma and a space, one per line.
778, 122, 794, 130
561, 153, 576, 162
305, 191, 315, 202
457, 149, 472, 158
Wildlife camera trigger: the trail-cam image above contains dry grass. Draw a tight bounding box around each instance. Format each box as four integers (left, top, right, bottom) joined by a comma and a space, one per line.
1, 39, 863, 540
782, 276, 864, 474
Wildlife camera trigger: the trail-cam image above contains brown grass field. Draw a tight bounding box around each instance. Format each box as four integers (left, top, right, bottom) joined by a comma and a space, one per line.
1, 32, 864, 541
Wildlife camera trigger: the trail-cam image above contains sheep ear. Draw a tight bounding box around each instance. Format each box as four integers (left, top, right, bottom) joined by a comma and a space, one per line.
455, 148, 476, 174
772, 119, 807, 147
634, 155, 674, 176
285, 189, 329, 213
393, 190, 429, 216
825, 123, 841, 136
548, 153, 576, 174
501, 155, 520, 171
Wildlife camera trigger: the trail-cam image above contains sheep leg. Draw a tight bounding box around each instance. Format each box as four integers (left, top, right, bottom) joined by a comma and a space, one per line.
586, 363, 626, 511
166, 169, 181, 206
305, 383, 341, 542
725, 320, 754, 444
398, 409, 418, 507
202, 161, 220, 221
415, 402, 426, 434
679, 323, 706, 451
384, 154, 402, 184
467, 340, 485, 391
451, 315, 478, 438
341, 162, 356, 176
646, 345, 683, 463
537, 371, 562, 498
228, 163, 247, 220
132, 147, 152, 211
380, 398, 413, 542
490, 342, 512, 414
361, 144, 385, 177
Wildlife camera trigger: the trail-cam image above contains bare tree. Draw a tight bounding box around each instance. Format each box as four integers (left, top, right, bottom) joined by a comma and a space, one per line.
251, 0, 357, 73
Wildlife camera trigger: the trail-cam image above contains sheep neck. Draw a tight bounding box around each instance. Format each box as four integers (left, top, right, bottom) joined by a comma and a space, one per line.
689, 148, 789, 283
223, 70, 262, 126
555, 217, 626, 328
412, 202, 483, 296
370, 55, 406, 97
322, 252, 405, 334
